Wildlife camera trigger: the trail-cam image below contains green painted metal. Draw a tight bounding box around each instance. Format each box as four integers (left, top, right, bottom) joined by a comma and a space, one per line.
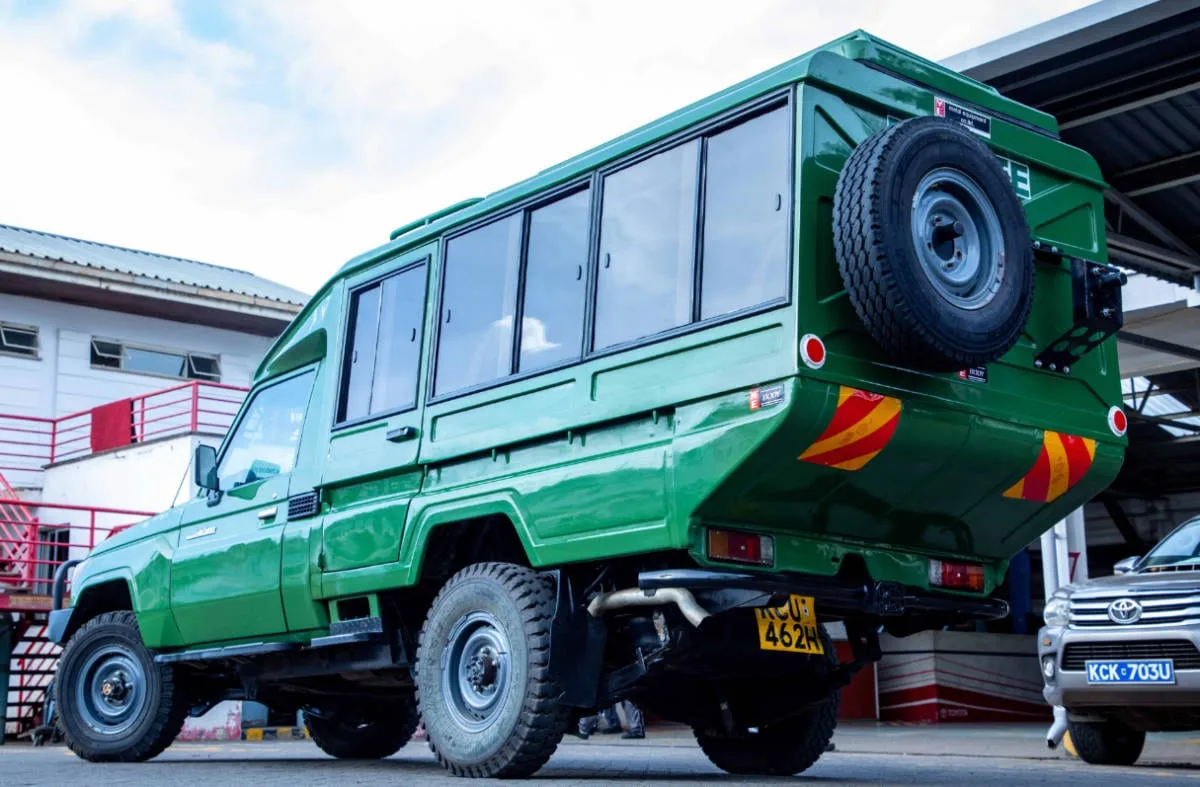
66, 30, 1124, 650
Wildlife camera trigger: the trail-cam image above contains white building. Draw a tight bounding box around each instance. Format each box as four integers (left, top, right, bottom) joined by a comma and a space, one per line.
0, 222, 306, 492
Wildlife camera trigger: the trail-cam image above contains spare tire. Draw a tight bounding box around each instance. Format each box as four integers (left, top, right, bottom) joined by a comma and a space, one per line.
833, 116, 1034, 372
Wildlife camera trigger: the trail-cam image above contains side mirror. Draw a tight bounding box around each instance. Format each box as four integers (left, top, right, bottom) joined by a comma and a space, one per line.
1113, 556, 1140, 575
194, 444, 219, 491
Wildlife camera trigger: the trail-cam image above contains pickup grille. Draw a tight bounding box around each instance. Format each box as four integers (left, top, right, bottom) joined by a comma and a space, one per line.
287, 491, 320, 520
1062, 640, 1200, 671
1069, 589, 1200, 627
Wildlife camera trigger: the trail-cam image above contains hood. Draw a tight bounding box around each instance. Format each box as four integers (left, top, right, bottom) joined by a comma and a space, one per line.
87, 507, 181, 557
1065, 569, 1200, 596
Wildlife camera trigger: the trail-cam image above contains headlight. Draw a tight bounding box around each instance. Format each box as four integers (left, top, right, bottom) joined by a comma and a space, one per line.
1043, 596, 1069, 627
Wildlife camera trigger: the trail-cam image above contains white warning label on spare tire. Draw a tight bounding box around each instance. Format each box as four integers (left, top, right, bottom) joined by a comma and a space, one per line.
934, 96, 991, 139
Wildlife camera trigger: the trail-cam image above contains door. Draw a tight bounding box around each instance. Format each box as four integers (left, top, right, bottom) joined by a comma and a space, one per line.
320, 255, 430, 574
171, 368, 317, 644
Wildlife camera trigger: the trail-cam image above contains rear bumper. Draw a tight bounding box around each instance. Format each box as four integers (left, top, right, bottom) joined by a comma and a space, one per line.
639, 568, 1008, 621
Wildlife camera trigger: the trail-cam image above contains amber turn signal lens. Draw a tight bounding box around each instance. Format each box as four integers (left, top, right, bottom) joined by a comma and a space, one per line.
707, 528, 775, 567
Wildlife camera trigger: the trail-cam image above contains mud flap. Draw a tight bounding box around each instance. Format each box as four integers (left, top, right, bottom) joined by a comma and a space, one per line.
546, 570, 607, 708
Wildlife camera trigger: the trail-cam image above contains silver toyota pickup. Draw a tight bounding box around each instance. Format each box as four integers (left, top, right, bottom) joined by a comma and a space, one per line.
1040, 515, 1200, 766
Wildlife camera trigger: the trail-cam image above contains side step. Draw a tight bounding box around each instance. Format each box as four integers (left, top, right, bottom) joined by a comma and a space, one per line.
155, 641, 297, 664
308, 616, 384, 649
153, 617, 387, 663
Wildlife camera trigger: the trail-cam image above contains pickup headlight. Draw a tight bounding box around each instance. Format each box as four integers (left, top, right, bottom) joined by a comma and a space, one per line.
1043, 596, 1069, 627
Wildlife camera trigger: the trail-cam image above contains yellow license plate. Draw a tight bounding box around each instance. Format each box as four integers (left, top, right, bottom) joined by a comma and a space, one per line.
755, 594, 824, 654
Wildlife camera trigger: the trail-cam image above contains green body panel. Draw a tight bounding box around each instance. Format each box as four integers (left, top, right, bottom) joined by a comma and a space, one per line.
65, 31, 1125, 647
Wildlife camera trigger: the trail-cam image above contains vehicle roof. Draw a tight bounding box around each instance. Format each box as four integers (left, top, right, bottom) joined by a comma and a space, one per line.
254, 30, 1061, 381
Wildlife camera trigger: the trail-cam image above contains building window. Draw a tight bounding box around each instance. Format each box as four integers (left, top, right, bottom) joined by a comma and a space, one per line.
594, 141, 700, 350
434, 214, 522, 397
338, 263, 428, 423
90, 338, 221, 382
0, 322, 38, 358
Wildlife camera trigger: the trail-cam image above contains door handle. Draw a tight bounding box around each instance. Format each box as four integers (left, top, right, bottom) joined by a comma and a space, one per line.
386, 426, 419, 443
257, 506, 278, 521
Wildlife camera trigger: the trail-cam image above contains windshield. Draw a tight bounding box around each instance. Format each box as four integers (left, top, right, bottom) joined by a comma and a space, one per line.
1141, 517, 1200, 568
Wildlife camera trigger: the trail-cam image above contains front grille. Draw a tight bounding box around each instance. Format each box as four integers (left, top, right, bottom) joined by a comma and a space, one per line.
1069, 589, 1200, 627
1062, 640, 1200, 671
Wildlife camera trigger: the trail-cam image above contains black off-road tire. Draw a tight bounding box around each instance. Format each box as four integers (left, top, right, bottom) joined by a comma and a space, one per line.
306, 694, 419, 760
833, 115, 1035, 372
693, 623, 839, 776
695, 693, 840, 776
55, 611, 189, 762
1068, 718, 1146, 766
415, 562, 568, 778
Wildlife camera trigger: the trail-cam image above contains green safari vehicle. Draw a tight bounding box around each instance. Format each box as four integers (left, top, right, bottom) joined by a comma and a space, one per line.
49, 31, 1127, 778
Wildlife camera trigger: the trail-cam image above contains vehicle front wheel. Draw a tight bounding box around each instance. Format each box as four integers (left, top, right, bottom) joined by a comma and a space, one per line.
1068, 718, 1145, 766
54, 611, 189, 762
306, 694, 419, 759
694, 692, 839, 776
415, 562, 568, 778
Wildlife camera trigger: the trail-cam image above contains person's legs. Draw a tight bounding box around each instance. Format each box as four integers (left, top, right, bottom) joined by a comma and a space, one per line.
600, 704, 622, 733
577, 711, 600, 739
620, 700, 644, 739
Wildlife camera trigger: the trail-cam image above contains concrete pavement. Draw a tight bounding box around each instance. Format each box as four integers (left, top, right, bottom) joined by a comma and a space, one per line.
4, 723, 1200, 785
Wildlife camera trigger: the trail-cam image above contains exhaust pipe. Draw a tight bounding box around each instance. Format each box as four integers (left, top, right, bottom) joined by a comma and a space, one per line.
587, 587, 711, 628
1046, 705, 1068, 749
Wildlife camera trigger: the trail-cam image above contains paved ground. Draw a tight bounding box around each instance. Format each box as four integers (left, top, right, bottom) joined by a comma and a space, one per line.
6, 723, 1200, 785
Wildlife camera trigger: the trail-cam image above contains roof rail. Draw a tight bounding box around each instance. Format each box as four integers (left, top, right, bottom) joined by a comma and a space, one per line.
389, 197, 485, 241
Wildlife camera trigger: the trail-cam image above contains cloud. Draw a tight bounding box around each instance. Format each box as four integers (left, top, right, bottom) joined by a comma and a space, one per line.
0, 0, 1094, 295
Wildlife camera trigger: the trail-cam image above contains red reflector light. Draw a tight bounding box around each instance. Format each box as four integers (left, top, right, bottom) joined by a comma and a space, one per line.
707, 528, 775, 567
929, 559, 985, 592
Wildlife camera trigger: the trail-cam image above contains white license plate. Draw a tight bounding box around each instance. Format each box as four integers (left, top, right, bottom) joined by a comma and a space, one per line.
1085, 659, 1175, 684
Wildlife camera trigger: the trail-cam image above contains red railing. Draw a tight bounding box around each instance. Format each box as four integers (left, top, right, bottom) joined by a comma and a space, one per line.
0, 381, 247, 488
0, 500, 155, 611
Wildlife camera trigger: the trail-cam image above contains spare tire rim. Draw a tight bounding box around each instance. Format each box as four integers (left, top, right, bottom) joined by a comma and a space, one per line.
76, 644, 147, 736
442, 611, 512, 733
911, 166, 1005, 311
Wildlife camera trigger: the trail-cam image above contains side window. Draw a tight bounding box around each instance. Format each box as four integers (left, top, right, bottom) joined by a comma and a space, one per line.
219, 370, 315, 489
434, 215, 522, 396
701, 106, 790, 319
338, 264, 428, 422
519, 189, 590, 372
594, 141, 700, 350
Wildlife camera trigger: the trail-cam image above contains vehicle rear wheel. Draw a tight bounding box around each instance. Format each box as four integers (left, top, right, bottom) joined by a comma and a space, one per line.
54, 610, 189, 762
415, 562, 568, 778
694, 693, 839, 776
305, 694, 419, 760
1068, 718, 1145, 766
833, 115, 1035, 372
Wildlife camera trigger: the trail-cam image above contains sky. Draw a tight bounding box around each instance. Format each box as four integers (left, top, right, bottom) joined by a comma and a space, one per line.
0, 0, 1097, 296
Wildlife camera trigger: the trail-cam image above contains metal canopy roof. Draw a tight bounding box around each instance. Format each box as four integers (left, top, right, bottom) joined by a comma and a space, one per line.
944, 0, 1200, 286
0, 222, 308, 306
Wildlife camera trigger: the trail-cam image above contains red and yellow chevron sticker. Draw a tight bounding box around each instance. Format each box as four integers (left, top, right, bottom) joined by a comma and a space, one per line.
798, 386, 902, 471
1003, 431, 1097, 503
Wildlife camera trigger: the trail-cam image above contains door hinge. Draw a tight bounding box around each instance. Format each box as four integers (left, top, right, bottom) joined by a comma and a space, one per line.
317, 550, 326, 571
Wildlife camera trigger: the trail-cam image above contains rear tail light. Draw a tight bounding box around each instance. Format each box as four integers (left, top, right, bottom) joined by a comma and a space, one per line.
707, 528, 775, 567
928, 559, 985, 592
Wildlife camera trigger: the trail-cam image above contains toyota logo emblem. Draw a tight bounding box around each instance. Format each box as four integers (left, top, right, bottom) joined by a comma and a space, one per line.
1107, 598, 1143, 625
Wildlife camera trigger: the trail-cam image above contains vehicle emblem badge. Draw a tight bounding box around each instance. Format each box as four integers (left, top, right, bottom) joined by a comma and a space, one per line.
1107, 598, 1142, 625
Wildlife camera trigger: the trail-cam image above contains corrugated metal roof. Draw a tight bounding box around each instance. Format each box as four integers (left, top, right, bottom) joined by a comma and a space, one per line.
0, 223, 308, 306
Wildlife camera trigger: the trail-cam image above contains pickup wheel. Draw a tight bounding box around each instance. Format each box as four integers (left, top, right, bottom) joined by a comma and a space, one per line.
833, 115, 1034, 373
1068, 718, 1145, 766
415, 562, 567, 778
54, 611, 189, 762
305, 694, 419, 760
